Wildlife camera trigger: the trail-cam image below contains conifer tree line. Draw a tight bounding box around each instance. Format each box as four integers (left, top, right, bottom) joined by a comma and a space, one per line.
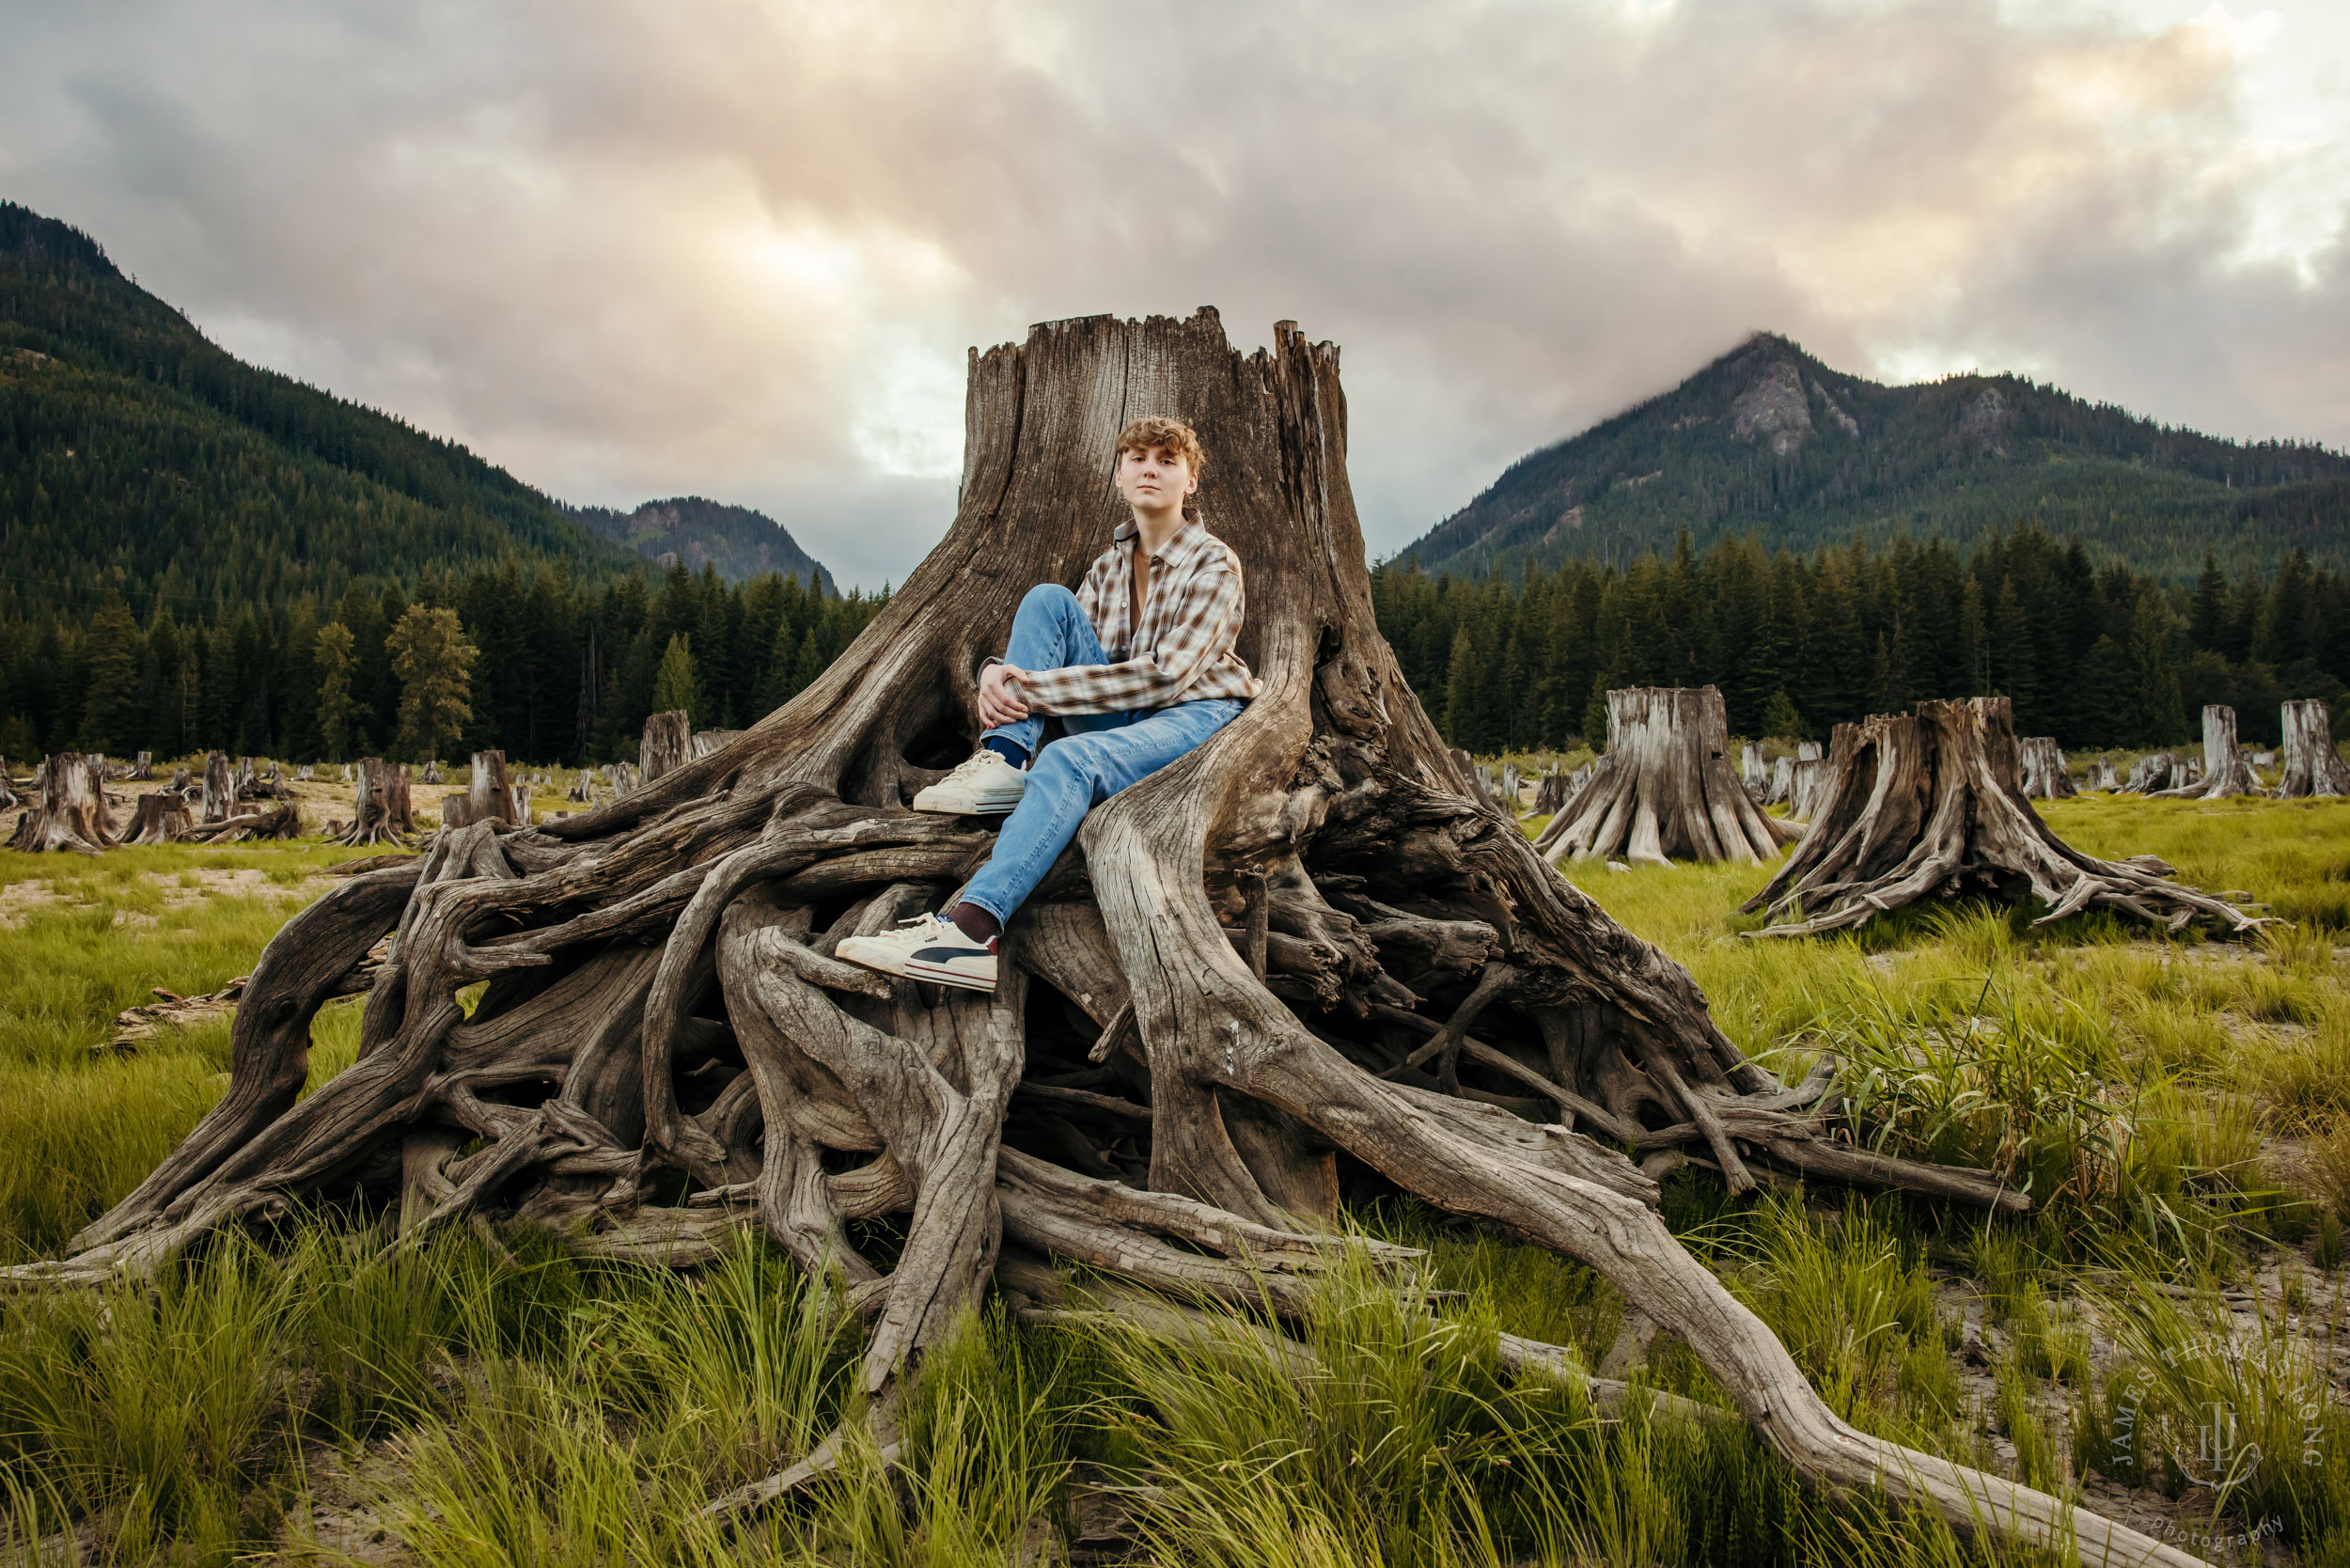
1375, 523, 2350, 754
0, 556, 884, 765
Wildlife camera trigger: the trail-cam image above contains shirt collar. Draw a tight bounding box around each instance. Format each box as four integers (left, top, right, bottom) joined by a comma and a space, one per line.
1112, 513, 1208, 565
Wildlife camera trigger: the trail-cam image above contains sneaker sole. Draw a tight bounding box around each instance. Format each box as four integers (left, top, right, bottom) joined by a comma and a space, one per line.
903, 960, 996, 992
912, 797, 1025, 816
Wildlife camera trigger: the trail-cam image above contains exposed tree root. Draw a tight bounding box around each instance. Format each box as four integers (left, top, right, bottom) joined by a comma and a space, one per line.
1744, 698, 2262, 939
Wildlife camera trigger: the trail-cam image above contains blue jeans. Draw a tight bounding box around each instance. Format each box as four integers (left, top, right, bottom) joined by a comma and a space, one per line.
960, 585, 1243, 925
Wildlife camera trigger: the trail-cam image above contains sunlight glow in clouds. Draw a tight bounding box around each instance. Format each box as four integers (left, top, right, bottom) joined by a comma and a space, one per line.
0, 0, 2345, 587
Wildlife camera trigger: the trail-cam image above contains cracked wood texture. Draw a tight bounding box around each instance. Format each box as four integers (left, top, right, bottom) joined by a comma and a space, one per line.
6, 311, 2201, 1566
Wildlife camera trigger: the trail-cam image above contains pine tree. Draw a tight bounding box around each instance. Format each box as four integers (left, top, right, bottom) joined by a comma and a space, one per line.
315, 621, 367, 761
1760, 689, 1806, 741
2123, 590, 2185, 745
650, 633, 706, 726
2187, 550, 2228, 651
387, 604, 478, 763
77, 594, 141, 754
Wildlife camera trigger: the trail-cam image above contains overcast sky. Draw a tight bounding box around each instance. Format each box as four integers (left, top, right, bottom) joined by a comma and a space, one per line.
4, 0, 2347, 588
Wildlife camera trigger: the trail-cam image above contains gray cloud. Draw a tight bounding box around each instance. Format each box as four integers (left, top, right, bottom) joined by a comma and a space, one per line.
1, 0, 2343, 586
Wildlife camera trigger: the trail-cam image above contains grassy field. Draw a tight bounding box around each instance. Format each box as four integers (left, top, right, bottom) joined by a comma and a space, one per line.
5, 793, 2350, 1563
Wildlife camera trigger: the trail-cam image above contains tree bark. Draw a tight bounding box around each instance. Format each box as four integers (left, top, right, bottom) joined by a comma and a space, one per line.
5, 311, 2202, 1568
2152, 704, 2266, 800
468, 750, 516, 826
9, 752, 118, 854
1745, 698, 2259, 940
199, 751, 235, 824
2015, 736, 2076, 799
1532, 686, 1800, 867
2279, 699, 2350, 798
641, 710, 691, 784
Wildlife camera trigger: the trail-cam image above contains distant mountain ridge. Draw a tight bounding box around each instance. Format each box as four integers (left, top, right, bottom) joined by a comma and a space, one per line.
1401, 333, 2350, 582
0, 200, 838, 614
566, 495, 835, 593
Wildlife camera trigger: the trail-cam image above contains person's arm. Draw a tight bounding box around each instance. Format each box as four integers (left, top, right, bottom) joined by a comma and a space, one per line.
1018, 559, 1244, 715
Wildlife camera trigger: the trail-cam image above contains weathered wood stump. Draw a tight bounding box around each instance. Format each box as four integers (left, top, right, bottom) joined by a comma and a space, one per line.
180, 804, 301, 843
5, 312, 2207, 1568
1532, 686, 1800, 867
2016, 736, 2076, 799
125, 792, 192, 845
2152, 704, 2267, 799
1529, 770, 1569, 817
640, 710, 691, 784
2279, 700, 2350, 798
468, 750, 516, 827
2122, 751, 2183, 792
690, 728, 745, 760
199, 752, 235, 824
2089, 760, 2119, 792
422, 760, 444, 786
8, 752, 118, 854
1739, 741, 1766, 798
332, 759, 411, 848
1787, 743, 1827, 823
131, 751, 153, 781
1745, 698, 2258, 940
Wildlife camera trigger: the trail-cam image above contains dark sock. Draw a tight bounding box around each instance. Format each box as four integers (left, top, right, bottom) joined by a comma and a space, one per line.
948, 902, 1002, 946
983, 736, 1028, 769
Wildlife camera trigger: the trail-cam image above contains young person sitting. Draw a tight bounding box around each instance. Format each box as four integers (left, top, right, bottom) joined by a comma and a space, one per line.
838, 416, 1261, 993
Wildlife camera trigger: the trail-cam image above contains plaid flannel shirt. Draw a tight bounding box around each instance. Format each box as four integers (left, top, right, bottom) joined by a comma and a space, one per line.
1008, 515, 1263, 715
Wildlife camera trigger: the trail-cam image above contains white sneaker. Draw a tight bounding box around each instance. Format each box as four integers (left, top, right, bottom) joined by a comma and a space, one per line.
913, 749, 1027, 815
836, 913, 999, 992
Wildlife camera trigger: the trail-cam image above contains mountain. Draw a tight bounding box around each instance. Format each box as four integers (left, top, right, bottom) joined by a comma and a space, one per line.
1401, 333, 2350, 583
567, 496, 835, 593
0, 200, 836, 617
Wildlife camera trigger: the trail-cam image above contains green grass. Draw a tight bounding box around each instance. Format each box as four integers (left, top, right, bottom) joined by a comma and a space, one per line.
6, 804, 2350, 1561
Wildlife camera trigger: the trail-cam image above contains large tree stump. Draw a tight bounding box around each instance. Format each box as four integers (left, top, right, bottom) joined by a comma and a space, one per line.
8, 752, 118, 854
2279, 699, 2350, 798
468, 750, 516, 826
2152, 704, 2267, 800
640, 710, 691, 784
125, 792, 191, 845
332, 759, 410, 848
199, 752, 235, 824
1528, 770, 1569, 817
131, 751, 153, 781
6, 312, 2205, 1568
1745, 698, 2258, 940
1531, 686, 1801, 867
2016, 736, 2076, 800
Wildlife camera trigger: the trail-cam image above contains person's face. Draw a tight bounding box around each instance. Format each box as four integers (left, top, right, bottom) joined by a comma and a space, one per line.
1117, 443, 1196, 513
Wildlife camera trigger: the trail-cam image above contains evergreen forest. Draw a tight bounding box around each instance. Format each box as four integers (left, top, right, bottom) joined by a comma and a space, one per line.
1377, 524, 2350, 754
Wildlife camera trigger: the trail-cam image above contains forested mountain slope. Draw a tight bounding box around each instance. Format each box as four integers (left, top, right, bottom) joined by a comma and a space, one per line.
1404, 333, 2350, 582
0, 201, 701, 617
567, 496, 835, 592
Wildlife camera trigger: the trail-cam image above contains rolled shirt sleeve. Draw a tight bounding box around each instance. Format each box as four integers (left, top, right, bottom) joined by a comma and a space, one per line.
1021, 559, 1246, 715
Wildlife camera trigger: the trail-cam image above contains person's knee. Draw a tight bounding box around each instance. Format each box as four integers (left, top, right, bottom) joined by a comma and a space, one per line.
1020, 583, 1081, 618
1032, 735, 1116, 797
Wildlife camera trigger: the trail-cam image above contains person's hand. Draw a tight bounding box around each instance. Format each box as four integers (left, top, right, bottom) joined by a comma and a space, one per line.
979, 663, 1030, 729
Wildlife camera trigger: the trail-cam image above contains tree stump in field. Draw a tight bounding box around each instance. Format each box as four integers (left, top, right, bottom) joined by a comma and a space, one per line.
2016, 737, 2076, 799
641, 710, 691, 784
2089, 760, 2119, 792
1531, 686, 1801, 867
125, 792, 191, 845
1745, 698, 2258, 941
8, 752, 117, 854
0, 759, 17, 813
566, 772, 593, 804
1764, 754, 1793, 806
510, 783, 532, 825
1739, 741, 1766, 798
6, 312, 2210, 1568
131, 751, 153, 780
1785, 742, 1826, 823
2153, 704, 2266, 800
2122, 751, 2183, 792
199, 752, 234, 824
332, 759, 411, 848
422, 760, 444, 786
1529, 770, 1569, 817
691, 728, 744, 760
2279, 700, 2350, 798
468, 750, 516, 827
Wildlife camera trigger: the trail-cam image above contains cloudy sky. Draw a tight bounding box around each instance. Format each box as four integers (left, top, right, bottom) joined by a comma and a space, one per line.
4, 0, 2347, 588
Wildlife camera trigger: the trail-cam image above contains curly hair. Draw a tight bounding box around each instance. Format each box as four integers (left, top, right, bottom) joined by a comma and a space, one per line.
1114, 415, 1206, 480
